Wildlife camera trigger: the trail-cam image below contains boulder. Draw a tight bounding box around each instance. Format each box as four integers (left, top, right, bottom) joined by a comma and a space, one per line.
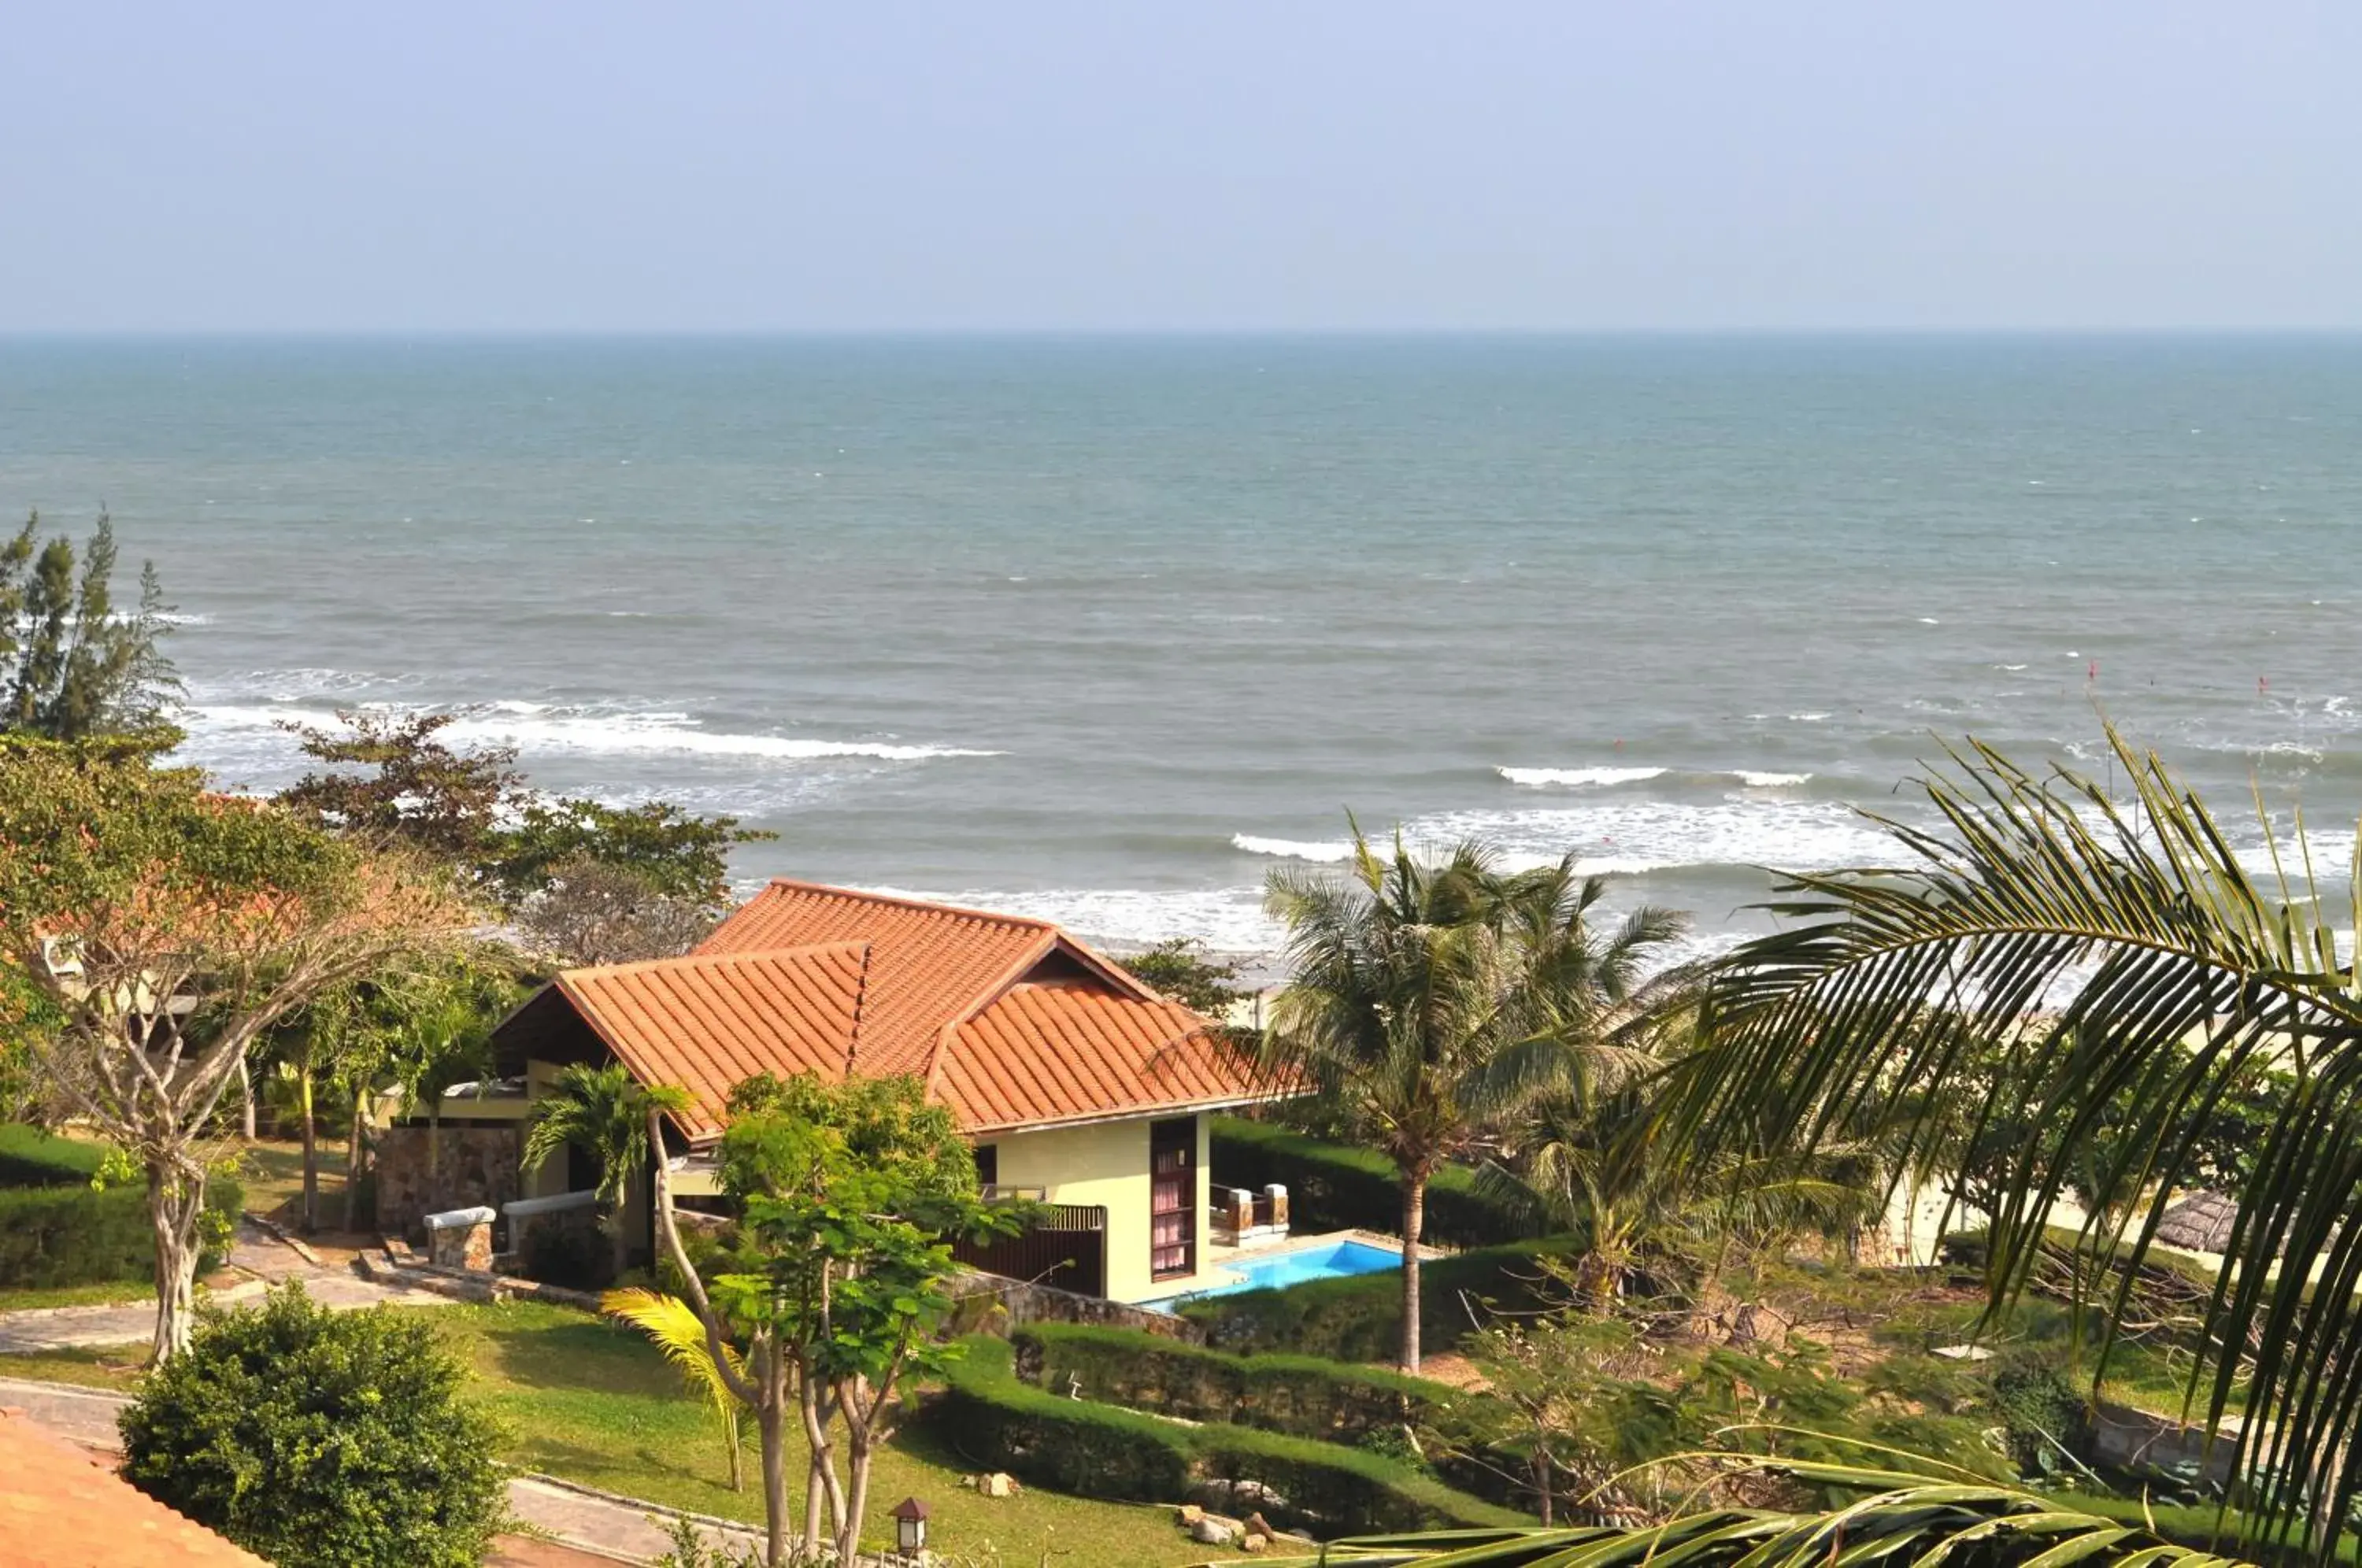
1175, 1504, 1205, 1527
1244, 1512, 1275, 1540
1242, 1535, 1269, 1555
1190, 1516, 1240, 1547
979, 1471, 1018, 1499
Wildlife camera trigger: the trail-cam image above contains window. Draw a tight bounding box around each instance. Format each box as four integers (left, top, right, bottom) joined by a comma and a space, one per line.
1149, 1116, 1196, 1280
973, 1144, 998, 1189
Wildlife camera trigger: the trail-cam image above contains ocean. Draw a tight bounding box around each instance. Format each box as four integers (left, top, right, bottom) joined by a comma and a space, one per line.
5, 335, 2359, 968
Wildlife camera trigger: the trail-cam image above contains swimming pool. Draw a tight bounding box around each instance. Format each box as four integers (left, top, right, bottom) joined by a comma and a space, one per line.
1144, 1238, 1401, 1310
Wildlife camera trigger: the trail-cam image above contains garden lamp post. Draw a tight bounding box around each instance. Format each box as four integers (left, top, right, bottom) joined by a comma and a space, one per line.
892, 1496, 930, 1556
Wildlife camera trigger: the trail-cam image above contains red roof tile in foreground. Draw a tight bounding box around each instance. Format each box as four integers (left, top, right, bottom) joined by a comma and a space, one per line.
0, 1408, 269, 1566
555, 943, 872, 1140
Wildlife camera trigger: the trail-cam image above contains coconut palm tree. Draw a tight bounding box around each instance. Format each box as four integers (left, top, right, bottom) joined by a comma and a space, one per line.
1260, 826, 1686, 1371
523, 1060, 662, 1281
1672, 730, 2362, 1562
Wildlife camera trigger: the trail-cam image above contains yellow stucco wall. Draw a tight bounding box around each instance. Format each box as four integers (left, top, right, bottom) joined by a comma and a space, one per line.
987, 1111, 1207, 1304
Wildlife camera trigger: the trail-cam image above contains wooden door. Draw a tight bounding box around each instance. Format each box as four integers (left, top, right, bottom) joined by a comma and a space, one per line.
1150, 1116, 1197, 1281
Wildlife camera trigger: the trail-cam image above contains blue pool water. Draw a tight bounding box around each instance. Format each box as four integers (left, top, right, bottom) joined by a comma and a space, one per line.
1147, 1240, 1401, 1310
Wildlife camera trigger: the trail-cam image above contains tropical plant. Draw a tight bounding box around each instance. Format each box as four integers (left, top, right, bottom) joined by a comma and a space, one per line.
648, 1071, 1020, 1568
118, 1282, 507, 1568
524, 1060, 668, 1281
1259, 825, 1688, 1370
1248, 1459, 2262, 1567
0, 510, 181, 742
605, 1285, 751, 1489
1672, 730, 2362, 1562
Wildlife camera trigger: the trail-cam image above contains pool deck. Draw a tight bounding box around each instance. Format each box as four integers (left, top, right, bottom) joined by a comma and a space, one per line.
1140, 1227, 1446, 1305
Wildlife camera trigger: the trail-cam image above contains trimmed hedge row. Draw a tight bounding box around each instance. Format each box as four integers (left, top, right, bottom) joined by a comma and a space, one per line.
1209, 1117, 1535, 1248
1013, 1320, 1466, 1444
0, 1146, 242, 1289
924, 1337, 1524, 1536
0, 1123, 109, 1187
1176, 1237, 1582, 1361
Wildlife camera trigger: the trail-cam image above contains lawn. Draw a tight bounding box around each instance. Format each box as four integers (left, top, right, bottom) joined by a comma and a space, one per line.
0, 1298, 1214, 1566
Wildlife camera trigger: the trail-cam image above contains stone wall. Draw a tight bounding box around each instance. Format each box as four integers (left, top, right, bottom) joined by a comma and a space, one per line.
374, 1126, 523, 1242
948, 1269, 1206, 1343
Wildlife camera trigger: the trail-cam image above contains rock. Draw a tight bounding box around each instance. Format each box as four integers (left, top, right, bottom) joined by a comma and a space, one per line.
1242, 1534, 1269, 1555
1175, 1504, 1205, 1526
1190, 1516, 1239, 1547
1244, 1512, 1275, 1540
980, 1471, 1017, 1498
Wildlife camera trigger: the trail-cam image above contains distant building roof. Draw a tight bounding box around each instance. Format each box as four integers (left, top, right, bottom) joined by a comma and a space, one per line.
2153, 1189, 2245, 1255
502, 880, 1267, 1139
0, 1407, 269, 1566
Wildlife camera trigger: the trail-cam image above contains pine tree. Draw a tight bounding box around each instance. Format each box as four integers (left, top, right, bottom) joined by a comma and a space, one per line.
0, 510, 181, 741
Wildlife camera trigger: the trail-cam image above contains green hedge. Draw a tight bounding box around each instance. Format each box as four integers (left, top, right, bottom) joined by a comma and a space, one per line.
1176, 1237, 1581, 1361
0, 1175, 243, 1289
1210, 1118, 1535, 1248
1014, 1320, 1467, 1444
924, 1337, 1523, 1536
0, 1123, 109, 1187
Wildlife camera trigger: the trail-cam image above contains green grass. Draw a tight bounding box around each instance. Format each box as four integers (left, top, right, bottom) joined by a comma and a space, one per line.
0, 1300, 1216, 1566
0, 1278, 157, 1314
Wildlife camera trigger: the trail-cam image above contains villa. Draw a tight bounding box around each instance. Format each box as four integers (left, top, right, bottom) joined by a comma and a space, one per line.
381, 880, 1278, 1304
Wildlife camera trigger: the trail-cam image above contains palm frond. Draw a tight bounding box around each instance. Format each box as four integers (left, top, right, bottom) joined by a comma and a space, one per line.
1672, 729, 2362, 1562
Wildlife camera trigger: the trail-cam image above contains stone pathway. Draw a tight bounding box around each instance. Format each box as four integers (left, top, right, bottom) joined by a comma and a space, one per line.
0, 1219, 457, 1354
0, 1376, 766, 1566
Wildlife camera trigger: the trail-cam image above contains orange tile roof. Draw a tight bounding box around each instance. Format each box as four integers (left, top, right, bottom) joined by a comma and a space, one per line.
0, 1407, 269, 1566
932, 978, 1260, 1133
555, 943, 872, 1140
517, 879, 1272, 1137
698, 881, 1052, 1078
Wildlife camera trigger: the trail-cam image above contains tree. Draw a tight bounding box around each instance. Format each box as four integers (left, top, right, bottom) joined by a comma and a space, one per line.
0, 509, 180, 741
0, 742, 473, 1357
647, 1071, 1016, 1567
119, 1282, 507, 1567
277, 709, 524, 864
1675, 730, 2362, 1562
523, 1061, 665, 1281
272, 945, 525, 1233
1123, 937, 1253, 1019
516, 856, 718, 966
487, 797, 770, 908
604, 1285, 750, 1490
1259, 824, 1687, 1371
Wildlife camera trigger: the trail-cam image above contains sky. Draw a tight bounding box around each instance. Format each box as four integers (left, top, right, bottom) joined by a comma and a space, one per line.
6, 2, 2360, 333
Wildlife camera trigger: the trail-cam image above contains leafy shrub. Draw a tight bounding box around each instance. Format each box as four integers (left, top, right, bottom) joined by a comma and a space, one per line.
924, 1337, 1522, 1535
120, 1283, 507, 1568
1990, 1361, 2095, 1475
0, 1122, 108, 1185
0, 1174, 242, 1289
1212, 1118, 1536, 1248
1178, 1237, 1581, 1360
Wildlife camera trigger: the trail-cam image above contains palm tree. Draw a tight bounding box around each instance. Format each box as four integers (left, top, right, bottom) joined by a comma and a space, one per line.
603, 1286, 749, 1489
1674, 730, 2362, 1562
1260, 826, 1686, 1371
524, 1061, 663, 1281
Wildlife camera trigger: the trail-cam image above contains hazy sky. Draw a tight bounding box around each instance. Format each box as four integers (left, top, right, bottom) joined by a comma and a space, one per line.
8, 2, 2359, 332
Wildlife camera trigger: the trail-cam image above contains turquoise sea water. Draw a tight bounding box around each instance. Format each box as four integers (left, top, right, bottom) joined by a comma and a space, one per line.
4, 335, 2360, 963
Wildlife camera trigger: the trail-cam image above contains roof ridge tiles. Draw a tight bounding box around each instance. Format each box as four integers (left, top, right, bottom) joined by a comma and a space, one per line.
757, 877, 1058, 932
557, 940, 870, 984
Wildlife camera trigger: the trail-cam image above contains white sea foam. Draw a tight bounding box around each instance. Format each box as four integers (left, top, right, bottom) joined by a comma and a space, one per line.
182, 702, 1003, 764
1498, 765, 1667, 787
1236, 798, 1893, 879
1232, 834, 1357, 863
1734, 771, 1811, 787
861, 884, 1283, 953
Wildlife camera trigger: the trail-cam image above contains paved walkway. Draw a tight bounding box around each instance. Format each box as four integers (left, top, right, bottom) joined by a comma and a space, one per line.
0, 1376, 766, 1566
0, 1221, 457, 1355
